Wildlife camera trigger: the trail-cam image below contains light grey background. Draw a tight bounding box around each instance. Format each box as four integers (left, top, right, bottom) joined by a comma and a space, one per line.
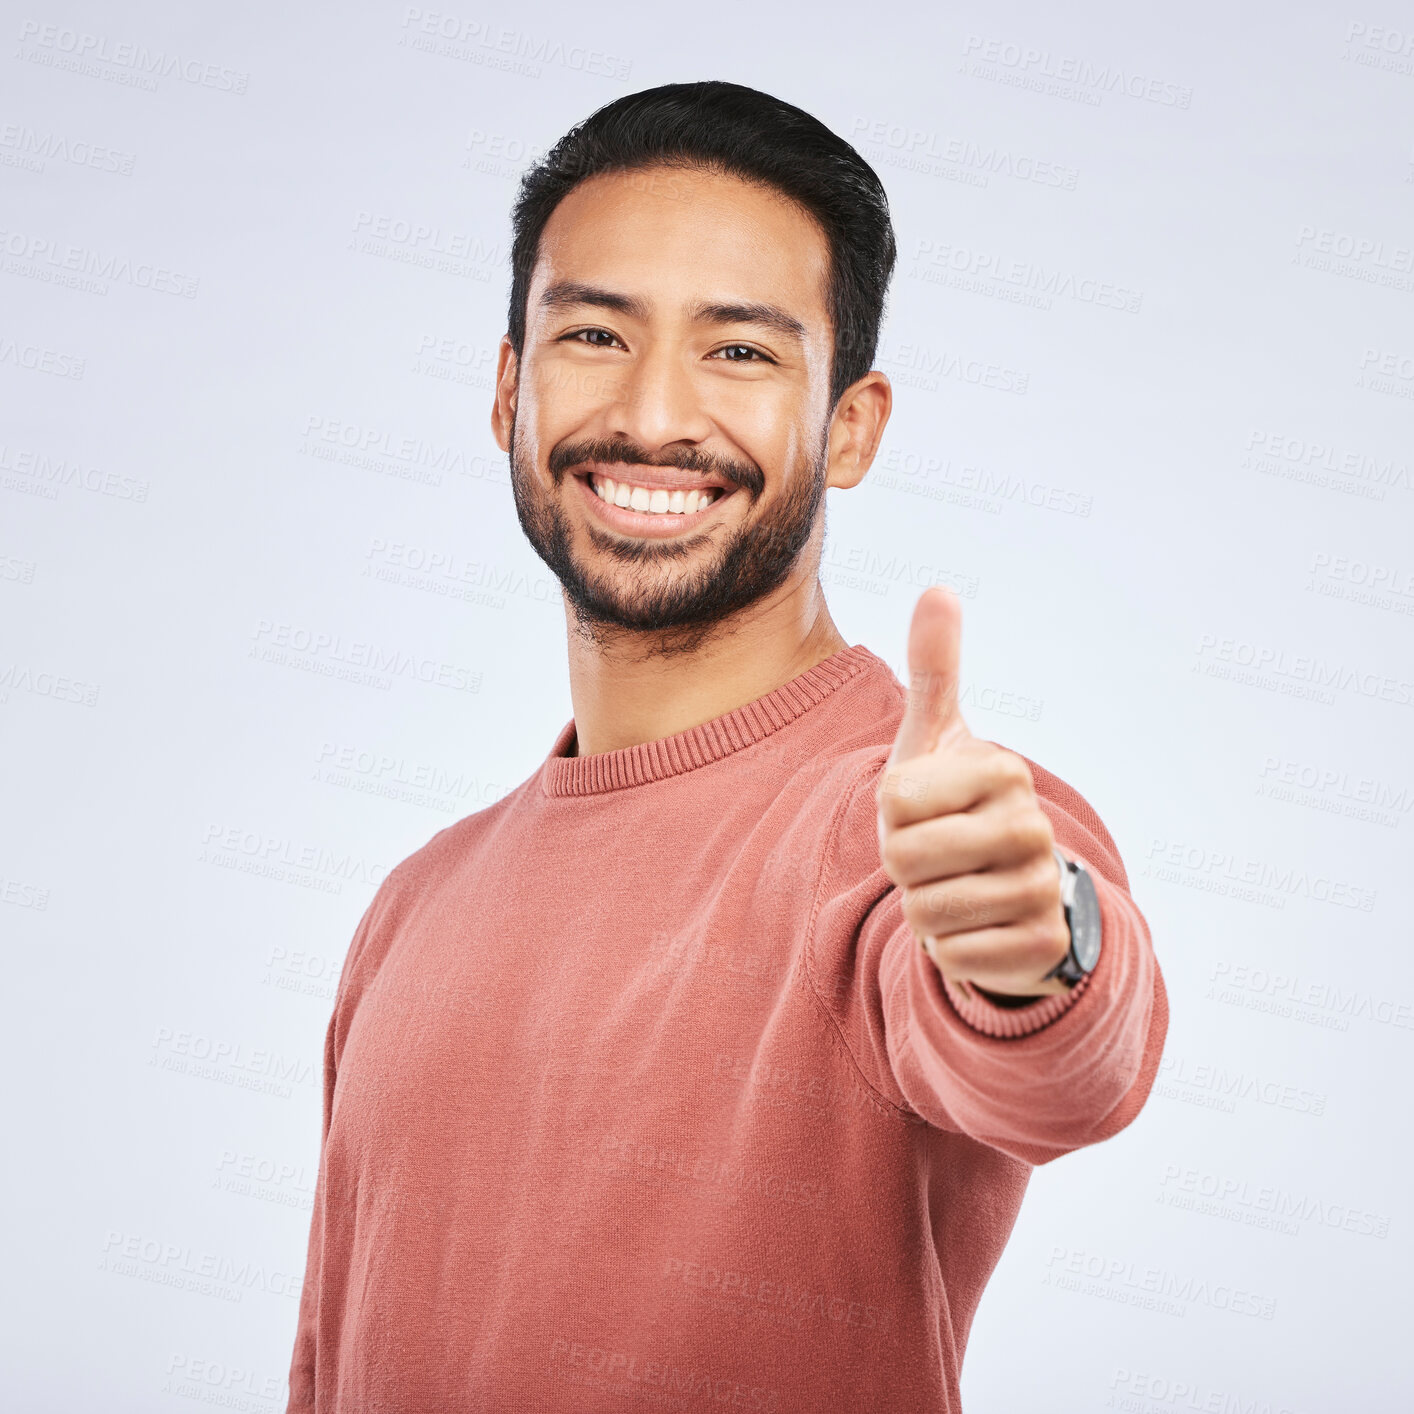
3, 2, 1411, 1410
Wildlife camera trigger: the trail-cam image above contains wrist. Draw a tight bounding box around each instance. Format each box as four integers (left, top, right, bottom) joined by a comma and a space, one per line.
971, 982, 1063, 1008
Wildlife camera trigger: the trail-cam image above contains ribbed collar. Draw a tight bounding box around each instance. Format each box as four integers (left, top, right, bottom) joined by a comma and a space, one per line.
539, 643, 886, 797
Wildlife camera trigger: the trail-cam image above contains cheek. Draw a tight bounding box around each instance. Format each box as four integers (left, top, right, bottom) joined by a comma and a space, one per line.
713, 392, 803, 475
532, 350, 634, 421
520, 360, 593, 437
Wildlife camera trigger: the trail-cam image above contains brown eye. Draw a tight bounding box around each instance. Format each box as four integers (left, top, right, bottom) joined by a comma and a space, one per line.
567, 328, 623, 348
713, 344, 769, 362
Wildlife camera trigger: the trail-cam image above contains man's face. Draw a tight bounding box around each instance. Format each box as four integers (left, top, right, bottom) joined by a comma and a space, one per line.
493, 164, 842, 645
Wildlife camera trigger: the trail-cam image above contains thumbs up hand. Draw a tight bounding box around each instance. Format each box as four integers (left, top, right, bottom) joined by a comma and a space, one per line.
876, 587, 1074, 1000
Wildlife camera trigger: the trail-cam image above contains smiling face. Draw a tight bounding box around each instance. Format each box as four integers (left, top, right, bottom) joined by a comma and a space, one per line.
492, 163, 863, 647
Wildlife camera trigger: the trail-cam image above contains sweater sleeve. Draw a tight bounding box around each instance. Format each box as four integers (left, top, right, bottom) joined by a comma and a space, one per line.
805, 749, 1169, 1167
286, 880, 394, 1413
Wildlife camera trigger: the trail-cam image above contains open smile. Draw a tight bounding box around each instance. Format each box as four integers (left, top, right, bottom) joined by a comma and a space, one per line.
571, 466, 739, 537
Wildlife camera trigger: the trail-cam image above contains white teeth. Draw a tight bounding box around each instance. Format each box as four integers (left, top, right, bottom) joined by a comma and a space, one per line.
590, 474, 721, 516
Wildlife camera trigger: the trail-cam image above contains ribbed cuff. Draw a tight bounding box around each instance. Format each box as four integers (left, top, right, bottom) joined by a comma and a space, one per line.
936, 960, 1094, 1039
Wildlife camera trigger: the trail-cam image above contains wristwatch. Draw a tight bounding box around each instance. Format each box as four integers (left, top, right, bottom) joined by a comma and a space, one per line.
1042, 847, 1102, 986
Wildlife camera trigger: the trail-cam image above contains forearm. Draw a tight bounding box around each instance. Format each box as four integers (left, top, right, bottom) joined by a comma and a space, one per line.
889, 862, 1168, 1163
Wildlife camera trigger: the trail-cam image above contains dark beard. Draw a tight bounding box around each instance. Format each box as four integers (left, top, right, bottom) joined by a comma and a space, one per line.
508, 415, 828, 656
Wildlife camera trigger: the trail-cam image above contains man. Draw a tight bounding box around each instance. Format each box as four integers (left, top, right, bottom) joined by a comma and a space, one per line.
287, 81, 1168, 1413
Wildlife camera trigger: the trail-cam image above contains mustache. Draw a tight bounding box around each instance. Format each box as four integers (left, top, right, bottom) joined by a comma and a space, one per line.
547, 437, 764, 497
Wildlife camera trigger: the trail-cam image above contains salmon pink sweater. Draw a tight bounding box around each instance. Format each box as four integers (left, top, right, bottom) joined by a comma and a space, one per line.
287, 642, 1168, 1413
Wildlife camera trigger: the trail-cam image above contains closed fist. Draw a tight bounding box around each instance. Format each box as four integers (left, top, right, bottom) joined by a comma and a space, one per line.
876, 587, 1074, 1000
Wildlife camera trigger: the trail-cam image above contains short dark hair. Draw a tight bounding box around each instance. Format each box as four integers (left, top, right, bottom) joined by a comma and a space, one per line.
507, 81, 896, 410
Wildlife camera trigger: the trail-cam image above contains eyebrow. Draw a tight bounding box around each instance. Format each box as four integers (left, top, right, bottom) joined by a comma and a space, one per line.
538, 281, 807, 345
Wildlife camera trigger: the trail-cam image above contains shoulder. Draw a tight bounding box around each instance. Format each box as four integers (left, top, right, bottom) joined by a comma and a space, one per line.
1005, 749, 1131, 889
383, 776, 534, 901
340, 777, 537, 984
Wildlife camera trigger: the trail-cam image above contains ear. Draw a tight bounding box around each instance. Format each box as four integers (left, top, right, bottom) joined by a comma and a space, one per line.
490, 335, 519, 453
824, 370, 892, 492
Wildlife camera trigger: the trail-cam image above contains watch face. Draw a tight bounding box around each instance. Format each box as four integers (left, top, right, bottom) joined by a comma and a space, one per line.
1069, 865, 1102, 972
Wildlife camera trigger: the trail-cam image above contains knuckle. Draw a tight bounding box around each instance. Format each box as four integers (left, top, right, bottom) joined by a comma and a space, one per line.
879, 767, 927, 808
1023, 857, 1061, 909
899, 772, 930, 805
900, 889, 925, 931
924, 883, 961, 918
879, 832, 911, 879
927, 931, 960, 969
1008, 753, 1033, 788
1036, 916, 1070, 962
1020, 812, 1054, 854
999, 812, 1044, 860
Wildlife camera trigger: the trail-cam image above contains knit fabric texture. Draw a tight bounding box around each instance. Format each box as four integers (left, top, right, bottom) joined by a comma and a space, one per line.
287, 642, 1168, 1413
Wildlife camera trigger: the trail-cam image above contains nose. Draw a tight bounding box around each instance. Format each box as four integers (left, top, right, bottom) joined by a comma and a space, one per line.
603, 340, 714, 453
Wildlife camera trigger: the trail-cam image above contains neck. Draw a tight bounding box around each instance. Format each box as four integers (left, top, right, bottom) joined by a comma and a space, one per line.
563, 568, 849, 757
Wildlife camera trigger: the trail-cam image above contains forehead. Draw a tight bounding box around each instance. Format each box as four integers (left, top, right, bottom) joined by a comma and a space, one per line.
530, 165, 832, 331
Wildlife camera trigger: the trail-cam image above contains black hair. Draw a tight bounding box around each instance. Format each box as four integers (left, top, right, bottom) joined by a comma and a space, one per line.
507, 80, 896, 409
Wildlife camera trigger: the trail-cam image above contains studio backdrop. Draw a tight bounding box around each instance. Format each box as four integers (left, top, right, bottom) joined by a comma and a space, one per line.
3, 1, 1410, 1410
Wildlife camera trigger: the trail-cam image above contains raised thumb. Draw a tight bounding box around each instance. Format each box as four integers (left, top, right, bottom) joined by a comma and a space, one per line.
888, 586, 970, 765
